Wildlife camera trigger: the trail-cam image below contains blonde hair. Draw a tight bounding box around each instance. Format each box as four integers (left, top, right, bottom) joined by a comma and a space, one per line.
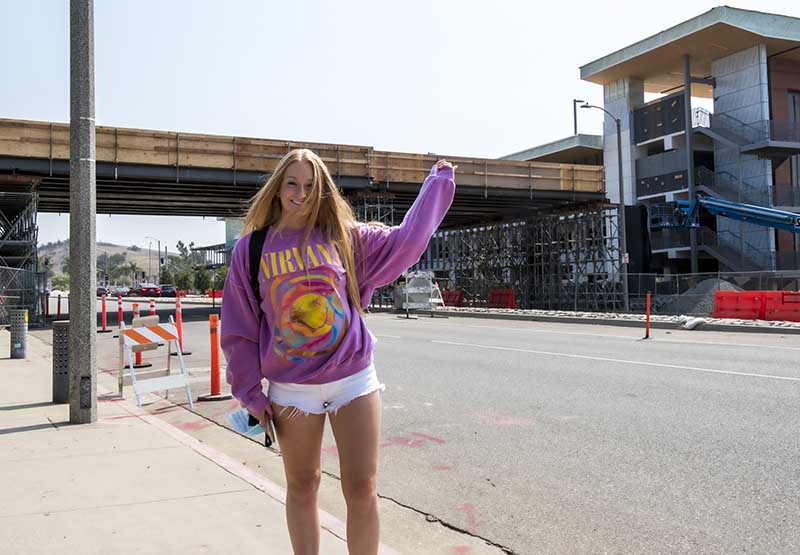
243, 149, 364, 313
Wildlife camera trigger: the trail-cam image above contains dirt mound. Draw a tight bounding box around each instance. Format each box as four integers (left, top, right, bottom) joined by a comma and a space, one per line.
661, 278, 743, 316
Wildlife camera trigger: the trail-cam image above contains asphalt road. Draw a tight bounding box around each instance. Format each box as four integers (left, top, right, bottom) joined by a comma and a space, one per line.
350, 314, 800, 554
78, 312, 799, 554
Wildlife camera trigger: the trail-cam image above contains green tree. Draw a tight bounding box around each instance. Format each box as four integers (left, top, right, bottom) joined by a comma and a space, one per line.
52, 274, 69, 290
160, 267, 175, 285
61, 256, 70, 275
194, 268, 211, 294
213, 266, 229, 290
175, 269, 194, 292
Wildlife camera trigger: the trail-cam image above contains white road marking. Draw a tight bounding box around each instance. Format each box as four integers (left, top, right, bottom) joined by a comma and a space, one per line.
460, 324, 800, 352
375, 334, 402, 339
431, 340, 800, 382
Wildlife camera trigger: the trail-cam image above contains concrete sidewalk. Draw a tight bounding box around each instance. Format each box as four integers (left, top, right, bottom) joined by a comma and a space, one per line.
0, 331, 351, 555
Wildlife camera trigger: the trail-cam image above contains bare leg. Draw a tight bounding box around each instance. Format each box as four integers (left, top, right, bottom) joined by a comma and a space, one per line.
329, 391, 382, 555
273, 402, 326, 555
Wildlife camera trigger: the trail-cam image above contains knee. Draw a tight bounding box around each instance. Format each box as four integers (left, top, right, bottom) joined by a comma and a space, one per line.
286, 471, 321, 504
342, 476, 377, 511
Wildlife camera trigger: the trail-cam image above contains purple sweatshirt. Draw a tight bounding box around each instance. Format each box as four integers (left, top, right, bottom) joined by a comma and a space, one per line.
221, 163, 455, 417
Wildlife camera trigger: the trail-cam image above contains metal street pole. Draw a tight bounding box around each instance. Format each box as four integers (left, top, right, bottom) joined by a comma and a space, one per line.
146, 235, 161, 283
581, 103, 629, 312
148, 241, 152, 282
683, 54, 699, 274
615, 117, 630, 312
573, 99, 585, 136
68, 0, 97, 424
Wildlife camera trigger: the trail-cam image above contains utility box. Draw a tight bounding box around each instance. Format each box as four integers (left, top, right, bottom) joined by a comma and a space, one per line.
9, 309, 28, 359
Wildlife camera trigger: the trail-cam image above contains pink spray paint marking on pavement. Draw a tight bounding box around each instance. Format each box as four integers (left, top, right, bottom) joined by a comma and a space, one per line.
449, 546, 472, 554
379, 431, 446, 450
456, 503, 482, 534
410, 432, 445, 443
95, 384, 402, 555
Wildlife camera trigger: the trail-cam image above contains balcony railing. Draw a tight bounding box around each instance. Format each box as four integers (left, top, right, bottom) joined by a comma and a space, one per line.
773, 183, 800, 207
695, 167, 770, 206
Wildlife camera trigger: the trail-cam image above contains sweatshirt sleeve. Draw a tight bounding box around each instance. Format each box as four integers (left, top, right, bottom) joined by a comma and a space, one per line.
355, 163, 455, 290
220, 233, 270, 417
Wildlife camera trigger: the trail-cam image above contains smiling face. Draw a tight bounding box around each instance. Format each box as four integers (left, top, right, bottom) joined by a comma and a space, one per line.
278, 161, 316, 229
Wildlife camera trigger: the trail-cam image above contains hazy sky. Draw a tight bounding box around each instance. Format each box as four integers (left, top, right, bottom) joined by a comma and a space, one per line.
3, 1, 799, 250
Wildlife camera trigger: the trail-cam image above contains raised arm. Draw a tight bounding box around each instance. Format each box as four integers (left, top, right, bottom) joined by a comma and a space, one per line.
355, 161, 455, 291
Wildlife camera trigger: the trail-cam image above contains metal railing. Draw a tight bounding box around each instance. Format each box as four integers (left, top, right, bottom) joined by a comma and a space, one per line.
698, 227, 772, 271
695, 167, 769, 207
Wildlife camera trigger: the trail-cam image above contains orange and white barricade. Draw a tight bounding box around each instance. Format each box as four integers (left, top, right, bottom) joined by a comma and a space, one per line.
119, 317, 194, 409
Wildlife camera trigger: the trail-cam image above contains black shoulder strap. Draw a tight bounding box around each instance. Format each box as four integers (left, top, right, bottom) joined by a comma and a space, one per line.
248, 227, 269, 307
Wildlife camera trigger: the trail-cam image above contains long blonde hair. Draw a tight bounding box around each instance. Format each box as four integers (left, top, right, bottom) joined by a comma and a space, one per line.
243, 149, 364, 313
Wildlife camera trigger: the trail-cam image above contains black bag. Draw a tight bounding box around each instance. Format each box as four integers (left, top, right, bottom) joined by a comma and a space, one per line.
248, 226, 269, 307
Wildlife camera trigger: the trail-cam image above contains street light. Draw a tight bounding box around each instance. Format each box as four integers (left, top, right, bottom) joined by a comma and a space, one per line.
580, 102, 629, 312
572, 99, 585, 136
98, 249, 110, 285
145, 236, 161, 283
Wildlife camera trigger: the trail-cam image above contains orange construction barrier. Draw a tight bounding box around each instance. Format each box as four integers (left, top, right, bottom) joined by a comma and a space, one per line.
124, 303, 153, 369
488, 288, 517, 309
441, 290, 464, 307
764, 291, 800, 322
113, 293, 123, 338
197, 314, 231, 401
712, 291, 763, 320
171, 296, 192, 356
149, 298, 156, 316
98, 293, 112, 333
713, 291, 800, 322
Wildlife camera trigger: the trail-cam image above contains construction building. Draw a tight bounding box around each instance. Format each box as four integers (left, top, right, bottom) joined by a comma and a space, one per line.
579, 5, 800, 274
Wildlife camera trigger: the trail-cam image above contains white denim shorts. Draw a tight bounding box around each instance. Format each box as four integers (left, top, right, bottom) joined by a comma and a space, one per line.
268, 362, 385, 418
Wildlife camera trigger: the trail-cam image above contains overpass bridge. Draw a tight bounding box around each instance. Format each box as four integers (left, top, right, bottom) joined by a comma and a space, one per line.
0, 118, 605, 228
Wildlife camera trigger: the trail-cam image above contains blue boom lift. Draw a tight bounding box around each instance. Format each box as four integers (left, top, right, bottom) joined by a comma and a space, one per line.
650, 196, 800, 234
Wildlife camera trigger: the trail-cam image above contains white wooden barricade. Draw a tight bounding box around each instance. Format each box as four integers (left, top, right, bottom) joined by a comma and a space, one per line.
119, 316, 194, 409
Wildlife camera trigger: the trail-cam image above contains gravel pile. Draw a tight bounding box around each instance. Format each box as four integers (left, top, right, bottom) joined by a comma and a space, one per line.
658, 278, 743, 316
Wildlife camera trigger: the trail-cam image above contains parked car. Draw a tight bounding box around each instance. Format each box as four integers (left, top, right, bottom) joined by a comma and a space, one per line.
134, 283, 161, 297
96, 286, 108, 297
160, 284, 178, 297
110, 286, 130, 297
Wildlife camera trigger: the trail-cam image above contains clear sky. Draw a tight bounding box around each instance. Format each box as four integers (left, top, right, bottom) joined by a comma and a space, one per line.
3, 0, 799, 250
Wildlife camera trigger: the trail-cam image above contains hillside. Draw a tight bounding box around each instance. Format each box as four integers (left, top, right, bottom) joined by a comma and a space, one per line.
39, 240, 175, 278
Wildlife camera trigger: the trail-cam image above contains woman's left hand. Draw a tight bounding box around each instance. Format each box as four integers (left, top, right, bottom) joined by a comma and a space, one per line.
436, 159, 457, 172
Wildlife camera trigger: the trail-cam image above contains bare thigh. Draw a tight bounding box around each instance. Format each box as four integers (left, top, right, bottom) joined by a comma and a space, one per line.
328, 391, 382, 489
272, 402, 327, 488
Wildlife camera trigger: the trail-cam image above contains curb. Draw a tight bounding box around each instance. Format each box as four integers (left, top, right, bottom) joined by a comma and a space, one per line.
368, 307, 800, 335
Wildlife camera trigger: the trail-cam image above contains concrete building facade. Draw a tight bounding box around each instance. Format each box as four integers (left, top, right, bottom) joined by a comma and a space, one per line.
580, 6, 800, 274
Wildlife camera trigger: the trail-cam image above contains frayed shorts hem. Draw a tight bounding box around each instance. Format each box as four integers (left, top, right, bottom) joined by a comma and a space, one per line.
267, 363, 384, 419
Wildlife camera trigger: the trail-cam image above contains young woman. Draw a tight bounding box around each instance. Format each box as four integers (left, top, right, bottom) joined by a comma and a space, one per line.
221, 148, 455, 555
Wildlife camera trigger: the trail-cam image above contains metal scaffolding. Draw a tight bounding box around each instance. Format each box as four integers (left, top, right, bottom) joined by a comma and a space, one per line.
0, 177, 43, 327
414, 204, 624, 311
350, 192, 396, 226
